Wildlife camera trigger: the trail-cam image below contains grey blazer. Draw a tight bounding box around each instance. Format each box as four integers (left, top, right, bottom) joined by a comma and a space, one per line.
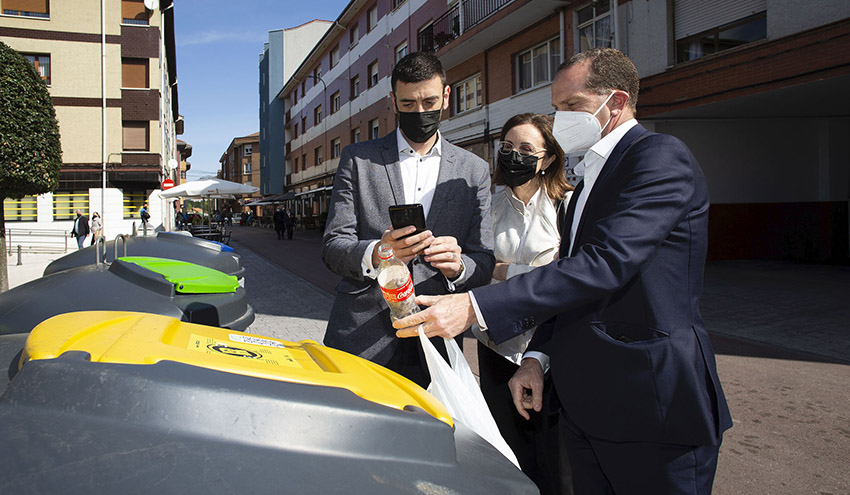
321, 132, 495, 365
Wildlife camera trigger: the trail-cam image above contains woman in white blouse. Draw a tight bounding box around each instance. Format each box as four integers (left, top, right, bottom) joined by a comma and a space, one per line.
474, 113, 573, 494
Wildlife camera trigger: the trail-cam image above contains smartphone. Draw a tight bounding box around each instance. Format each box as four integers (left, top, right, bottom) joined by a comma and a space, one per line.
389, 203, 427, 238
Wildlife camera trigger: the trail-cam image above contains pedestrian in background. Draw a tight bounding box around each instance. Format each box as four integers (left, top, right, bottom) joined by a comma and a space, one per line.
90, 212, 102, 246
273, 207, 285, 240
284, 208, 294, 240
71, 209, 89, 250
140, 202, 150, 234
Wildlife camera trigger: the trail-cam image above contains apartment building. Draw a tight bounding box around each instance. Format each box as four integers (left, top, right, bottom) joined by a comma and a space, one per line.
277, 0, 849, 262
0, 0, 181, 236
219, 132, 261, 206
258, 20, 332, 198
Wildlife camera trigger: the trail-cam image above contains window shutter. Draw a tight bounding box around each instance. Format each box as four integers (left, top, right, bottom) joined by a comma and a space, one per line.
121, 0, 147, 22
122, 58, 149, 88
674, 0, 766, 39
123, 122, 149, 151
3, 0, 48, 14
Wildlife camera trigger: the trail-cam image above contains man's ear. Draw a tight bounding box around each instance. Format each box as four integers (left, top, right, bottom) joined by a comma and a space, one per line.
390, 92, 397, 114
611, 90, 629, 117
442, 85, 451, 110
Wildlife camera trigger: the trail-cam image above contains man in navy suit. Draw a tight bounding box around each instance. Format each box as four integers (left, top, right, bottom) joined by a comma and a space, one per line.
396, 48, 732, 494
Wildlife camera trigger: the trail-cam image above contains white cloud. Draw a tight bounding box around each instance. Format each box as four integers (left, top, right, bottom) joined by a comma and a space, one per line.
178, 30, 266, 47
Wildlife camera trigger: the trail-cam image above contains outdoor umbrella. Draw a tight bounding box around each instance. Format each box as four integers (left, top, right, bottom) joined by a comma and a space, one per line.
161, 178, 259, 228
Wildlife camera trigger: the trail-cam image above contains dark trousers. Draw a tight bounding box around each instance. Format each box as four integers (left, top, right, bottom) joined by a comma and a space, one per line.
384, 332, 463, 389
560, 408, 721, 495
478, 341, 574, 495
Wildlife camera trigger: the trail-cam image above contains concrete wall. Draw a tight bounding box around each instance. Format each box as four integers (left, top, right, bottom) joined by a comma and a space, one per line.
767, 0, 850, 38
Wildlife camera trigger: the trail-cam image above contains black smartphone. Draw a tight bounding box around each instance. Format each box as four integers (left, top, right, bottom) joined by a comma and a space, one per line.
389, 203, 427, 238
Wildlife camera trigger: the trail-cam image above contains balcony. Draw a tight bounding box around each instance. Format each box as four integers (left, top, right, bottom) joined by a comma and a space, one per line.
419, 0, 514, 53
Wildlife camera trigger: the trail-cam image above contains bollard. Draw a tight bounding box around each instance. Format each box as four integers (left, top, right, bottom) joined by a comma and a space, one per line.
17, 245, 22, 266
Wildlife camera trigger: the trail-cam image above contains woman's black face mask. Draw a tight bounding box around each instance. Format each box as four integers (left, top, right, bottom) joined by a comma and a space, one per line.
497, 150, 540, 188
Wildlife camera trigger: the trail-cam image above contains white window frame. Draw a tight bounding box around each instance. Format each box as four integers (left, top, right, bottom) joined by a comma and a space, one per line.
352, 127, 361, 144
332, 138, 341, 159
330, 46, 339, 68
350, 23, 360, 46
515, 37, 560, 93
352, 75, 361, 98
368, 61, 379, 87
367, 5, 378, 32
369, 119, 380, 140
243, 144, 252, 156
395, 41, 409, 64
454, 74, 482, 114
576, 1, 614, 52
244, 161, 252, 175
331, 91, 340, 114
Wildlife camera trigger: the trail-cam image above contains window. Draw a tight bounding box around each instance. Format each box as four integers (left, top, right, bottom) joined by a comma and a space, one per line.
293, 157, 299, 173
454, 74, 482, 114
244, 144, 252, 156
314, 105, 323, 126
331, 138, 341, 159
676, 12, 766, 63
314, 146, 323, 166
23, 54, 51, 85
367, 5, 378, 32
331, 91, 340, 114
352, 127, 361, 144
351, 75, 361, 99
244, 161, 252, 175
121, 0, 149, 25
395, 41, 408, 64
330, 46, 339, 69
2, 0, 49, 18
393, 0, 406, 8
516, 37, 560, 92
292, 91, 297, 104
301, 116, 307, 132
350, 23, 360, 46
577, 1, 613, 52
293, 123, 299, 138
368, 61, 379, 88
53, 191, 88, 221
122, 121, 149, 151
122, 190, 146, 219
369, 118, 380, 140
302, 153, 307, 171
122, 58, 148, 88
301, 81, 306, 98
313, 66, 322, 85
418, 21, 435, 53
3, 195, 37, 222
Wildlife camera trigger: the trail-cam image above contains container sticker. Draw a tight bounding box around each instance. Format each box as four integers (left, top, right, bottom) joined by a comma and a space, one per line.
229, 334, 286, 348
188, 334, 300, 368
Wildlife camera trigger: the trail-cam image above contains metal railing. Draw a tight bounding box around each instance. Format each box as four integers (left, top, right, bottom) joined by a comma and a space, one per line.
4, 228, 70, 254
418, 0, 513, 53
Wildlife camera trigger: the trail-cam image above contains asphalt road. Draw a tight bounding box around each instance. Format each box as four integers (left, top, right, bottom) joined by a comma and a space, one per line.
230, 224, 850, 495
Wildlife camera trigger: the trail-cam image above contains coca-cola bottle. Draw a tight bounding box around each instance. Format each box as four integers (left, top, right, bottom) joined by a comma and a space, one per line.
376, 243, 420, 322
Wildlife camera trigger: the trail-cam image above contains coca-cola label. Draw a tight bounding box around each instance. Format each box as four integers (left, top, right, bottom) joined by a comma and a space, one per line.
381, 274, 414, 303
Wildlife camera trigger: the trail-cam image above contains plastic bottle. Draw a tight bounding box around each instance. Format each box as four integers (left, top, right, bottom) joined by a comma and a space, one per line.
376, 244, 420, 322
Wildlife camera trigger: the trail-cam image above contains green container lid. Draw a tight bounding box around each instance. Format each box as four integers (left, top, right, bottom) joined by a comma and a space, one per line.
118, 256, 239, 294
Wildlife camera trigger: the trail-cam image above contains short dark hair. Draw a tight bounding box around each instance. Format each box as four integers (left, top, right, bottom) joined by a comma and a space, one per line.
558, 48, 639, 109
494, 113, 572, 201
391, 52, 447, 93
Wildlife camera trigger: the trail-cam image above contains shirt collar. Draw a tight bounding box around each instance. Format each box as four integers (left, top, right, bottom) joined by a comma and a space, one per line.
586, 119, 638, 162
396, 128, 442, 157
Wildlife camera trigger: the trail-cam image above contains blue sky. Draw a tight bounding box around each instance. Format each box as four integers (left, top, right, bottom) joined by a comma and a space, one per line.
175, 0, 349, 180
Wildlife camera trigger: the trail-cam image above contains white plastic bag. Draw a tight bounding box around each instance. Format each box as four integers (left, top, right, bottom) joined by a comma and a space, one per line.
418, 327, 520, 468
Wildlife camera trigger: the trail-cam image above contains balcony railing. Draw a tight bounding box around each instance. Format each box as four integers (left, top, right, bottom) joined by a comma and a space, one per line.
418, 0, 513, 53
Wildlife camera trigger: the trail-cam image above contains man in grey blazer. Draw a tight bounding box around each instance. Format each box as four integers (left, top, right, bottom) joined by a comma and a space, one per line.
321, 53, 494, 387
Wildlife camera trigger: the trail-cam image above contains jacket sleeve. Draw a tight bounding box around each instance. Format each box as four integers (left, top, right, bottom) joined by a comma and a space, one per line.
476, 134, 699, 344
320, 145, 378, 282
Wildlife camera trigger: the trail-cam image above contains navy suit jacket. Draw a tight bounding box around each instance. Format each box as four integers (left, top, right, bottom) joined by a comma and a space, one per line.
474, 124, 732, 446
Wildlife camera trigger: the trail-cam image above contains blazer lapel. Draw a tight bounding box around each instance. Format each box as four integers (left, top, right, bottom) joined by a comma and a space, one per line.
570, 124, 648, 256
379, 133, 405, 205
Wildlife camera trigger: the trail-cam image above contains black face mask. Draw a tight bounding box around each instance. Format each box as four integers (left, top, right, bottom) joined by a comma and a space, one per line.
397, 106, 442, 143
497, 150, 540, 188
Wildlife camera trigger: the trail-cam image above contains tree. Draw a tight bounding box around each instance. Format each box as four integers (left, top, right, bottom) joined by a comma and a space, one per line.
0, 41, 62, 292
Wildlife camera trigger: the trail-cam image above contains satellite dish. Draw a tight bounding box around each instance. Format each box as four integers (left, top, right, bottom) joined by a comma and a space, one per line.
167, 158, 179, 170
144, 0, 157, 11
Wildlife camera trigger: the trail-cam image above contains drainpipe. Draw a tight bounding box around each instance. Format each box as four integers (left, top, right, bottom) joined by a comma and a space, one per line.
101, 0, 107, 237
560, 7, 566, 62
613, 0, 620, 50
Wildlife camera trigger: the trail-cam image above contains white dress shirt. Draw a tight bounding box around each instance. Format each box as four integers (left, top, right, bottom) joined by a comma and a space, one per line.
470, 119, 639, 371
361, 129, 443, 279
470, 185, 564, 365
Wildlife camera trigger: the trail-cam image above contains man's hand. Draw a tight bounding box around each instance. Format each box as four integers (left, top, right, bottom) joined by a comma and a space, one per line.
508, 358, 544, 420
393, 293, 476, 339
423, 236, 463, 280
372, 226, 434, 267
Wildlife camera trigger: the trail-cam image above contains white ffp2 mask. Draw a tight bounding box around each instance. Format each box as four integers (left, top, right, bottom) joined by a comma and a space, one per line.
553, 91, 616, 154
